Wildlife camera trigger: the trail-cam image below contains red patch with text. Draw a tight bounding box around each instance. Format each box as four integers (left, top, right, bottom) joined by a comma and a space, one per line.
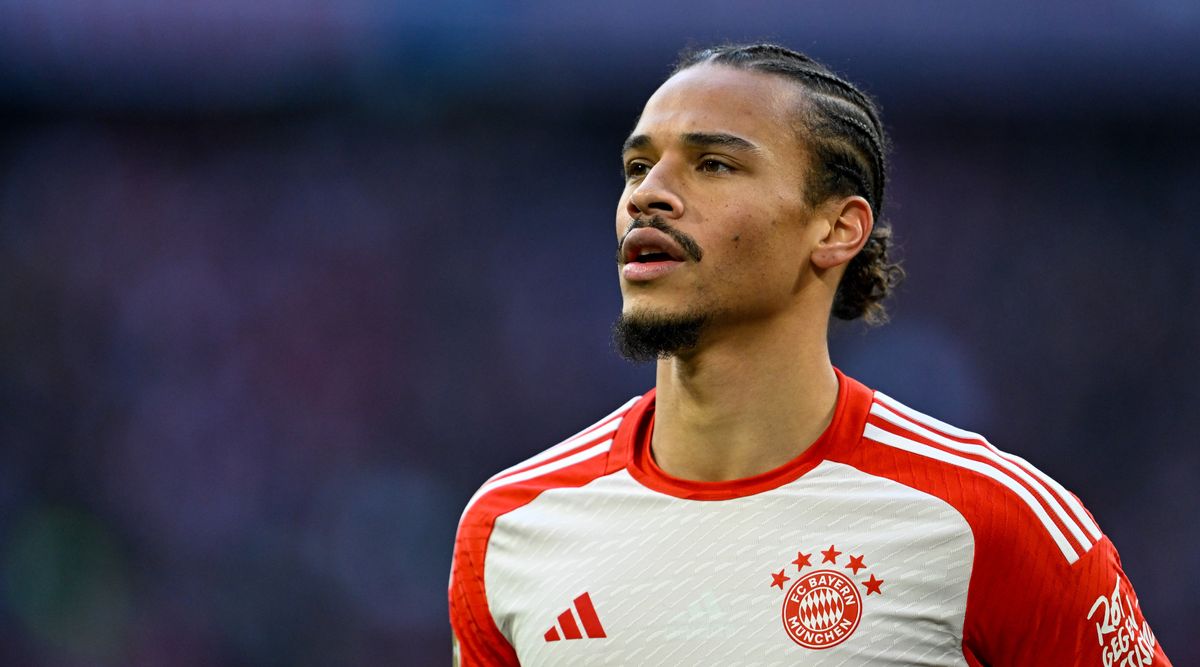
769, 544, 882, 650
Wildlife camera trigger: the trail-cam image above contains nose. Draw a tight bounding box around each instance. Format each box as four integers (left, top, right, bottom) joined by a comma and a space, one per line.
626, 163, 685, 219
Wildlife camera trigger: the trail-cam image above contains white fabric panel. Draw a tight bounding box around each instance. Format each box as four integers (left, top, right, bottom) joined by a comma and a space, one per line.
485, 460, 973, 666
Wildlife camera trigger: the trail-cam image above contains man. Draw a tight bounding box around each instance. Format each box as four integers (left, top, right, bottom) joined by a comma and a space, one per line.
449, 43, 1170, 665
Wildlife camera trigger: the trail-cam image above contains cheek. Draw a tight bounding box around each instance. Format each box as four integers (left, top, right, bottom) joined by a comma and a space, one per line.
708, 218, 804, 294
703, 221, 773, 280
615, 190, 638, 237
709, 205, 782, 259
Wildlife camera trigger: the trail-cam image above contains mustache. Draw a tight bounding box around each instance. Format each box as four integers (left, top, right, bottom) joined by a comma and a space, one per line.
616, 217, 704, 263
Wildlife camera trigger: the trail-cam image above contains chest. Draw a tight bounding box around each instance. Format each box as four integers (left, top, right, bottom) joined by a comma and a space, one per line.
484, 465, 975, 666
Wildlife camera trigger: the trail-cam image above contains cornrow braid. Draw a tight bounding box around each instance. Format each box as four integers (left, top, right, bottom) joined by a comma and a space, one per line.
671, 43, 904, 325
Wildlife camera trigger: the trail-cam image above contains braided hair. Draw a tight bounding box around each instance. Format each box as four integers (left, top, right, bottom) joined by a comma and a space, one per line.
672, 43, 904, 325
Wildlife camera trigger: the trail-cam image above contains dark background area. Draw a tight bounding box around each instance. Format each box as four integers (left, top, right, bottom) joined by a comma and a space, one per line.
2, 2, 1197, 665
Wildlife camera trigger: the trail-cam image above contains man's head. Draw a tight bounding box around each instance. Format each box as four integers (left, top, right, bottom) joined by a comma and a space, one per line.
613, 43, 903, 362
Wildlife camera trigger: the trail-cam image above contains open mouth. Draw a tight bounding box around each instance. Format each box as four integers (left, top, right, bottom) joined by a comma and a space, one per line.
631, 251, 676, 263
620, 227, 688, 265
619, 227, 690, 282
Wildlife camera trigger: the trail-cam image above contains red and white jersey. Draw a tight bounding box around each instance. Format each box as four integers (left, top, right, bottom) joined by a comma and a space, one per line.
450, 370, 1170, 666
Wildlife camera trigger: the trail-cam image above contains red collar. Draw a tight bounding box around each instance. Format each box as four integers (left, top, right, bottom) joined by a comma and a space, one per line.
608, 368, 874, 500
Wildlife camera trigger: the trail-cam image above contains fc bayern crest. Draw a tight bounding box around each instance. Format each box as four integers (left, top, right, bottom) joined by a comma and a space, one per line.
768, 544, 884, 650
782, 569, 861, 648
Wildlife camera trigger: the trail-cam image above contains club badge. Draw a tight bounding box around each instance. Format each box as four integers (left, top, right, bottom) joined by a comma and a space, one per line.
768, 544, 883, 649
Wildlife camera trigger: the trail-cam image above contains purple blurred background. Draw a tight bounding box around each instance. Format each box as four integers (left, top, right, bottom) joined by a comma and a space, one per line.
2, 2, 1198, 665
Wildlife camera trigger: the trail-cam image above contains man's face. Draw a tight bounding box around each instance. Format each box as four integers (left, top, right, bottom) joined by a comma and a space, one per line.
615, 64, 823, 355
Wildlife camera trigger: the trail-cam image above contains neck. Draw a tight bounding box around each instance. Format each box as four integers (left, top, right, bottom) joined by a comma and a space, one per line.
650, 311, 838, 482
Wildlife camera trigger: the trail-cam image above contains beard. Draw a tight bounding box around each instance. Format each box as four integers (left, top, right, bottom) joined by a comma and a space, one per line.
612, 308, 710, 363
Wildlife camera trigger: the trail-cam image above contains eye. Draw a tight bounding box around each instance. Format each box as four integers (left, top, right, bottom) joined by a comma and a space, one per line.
699, 158, 733, 174
623, 160, 651, 180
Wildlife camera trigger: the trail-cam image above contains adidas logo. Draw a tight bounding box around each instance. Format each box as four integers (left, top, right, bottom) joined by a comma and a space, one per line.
543, 592, 607, 642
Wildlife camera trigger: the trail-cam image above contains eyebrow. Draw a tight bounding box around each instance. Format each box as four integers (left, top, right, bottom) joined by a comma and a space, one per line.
621, 132, 761, 156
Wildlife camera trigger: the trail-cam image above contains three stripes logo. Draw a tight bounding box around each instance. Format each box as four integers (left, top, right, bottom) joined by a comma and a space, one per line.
543, 592, 607, 642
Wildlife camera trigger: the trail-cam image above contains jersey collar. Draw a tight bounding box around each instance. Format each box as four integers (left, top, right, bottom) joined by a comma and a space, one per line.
608, 367, 874, 500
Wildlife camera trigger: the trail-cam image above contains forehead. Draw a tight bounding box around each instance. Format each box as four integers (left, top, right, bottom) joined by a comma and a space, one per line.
631, 64, 806, 151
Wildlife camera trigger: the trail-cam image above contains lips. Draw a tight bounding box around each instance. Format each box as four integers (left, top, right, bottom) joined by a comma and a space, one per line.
620, 227, 689, 282
620, 227, 688, 265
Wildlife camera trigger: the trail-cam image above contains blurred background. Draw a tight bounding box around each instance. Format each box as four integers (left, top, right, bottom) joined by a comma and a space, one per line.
1, 1, 1198, 665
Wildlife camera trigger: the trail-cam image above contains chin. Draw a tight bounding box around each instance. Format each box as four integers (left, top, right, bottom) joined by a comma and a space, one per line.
612, 304, 713, 363
621, 303, 682, 324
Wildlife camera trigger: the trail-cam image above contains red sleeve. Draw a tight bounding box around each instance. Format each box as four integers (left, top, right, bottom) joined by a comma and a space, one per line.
965, 526, 1170, 665
447, 401, 638, 666
848, 385, 1171, 665
448, 508, 519, 667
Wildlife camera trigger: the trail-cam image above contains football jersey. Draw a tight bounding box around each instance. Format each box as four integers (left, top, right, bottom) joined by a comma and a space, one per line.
449, 370, 1170, 666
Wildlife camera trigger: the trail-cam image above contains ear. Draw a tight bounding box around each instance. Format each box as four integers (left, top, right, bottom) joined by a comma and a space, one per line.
811, 196, 873, 270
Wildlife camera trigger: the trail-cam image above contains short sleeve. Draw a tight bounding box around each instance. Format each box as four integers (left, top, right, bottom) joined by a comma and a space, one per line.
964, 528, 1170, 665
449, 508, 520, 667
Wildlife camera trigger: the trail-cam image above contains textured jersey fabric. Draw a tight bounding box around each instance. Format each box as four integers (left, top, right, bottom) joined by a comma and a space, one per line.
450, 370, 1170, 666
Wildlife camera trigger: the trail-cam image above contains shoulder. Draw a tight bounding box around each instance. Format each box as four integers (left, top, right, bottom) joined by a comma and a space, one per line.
457, 393, 644, 531
850, 388, 1104, 566
448, 394, 645, 665
842, 387, 1170, 664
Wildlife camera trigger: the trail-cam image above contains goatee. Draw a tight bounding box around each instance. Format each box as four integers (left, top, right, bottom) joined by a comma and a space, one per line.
612, 310, 709, 363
